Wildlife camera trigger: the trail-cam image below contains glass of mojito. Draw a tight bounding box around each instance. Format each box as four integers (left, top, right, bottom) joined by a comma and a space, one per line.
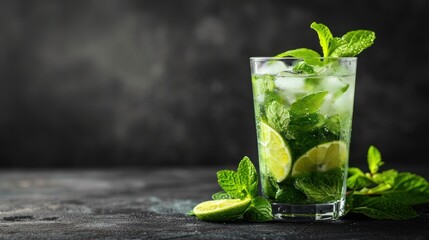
250, 56, 356, 220
249, 22, 374, 221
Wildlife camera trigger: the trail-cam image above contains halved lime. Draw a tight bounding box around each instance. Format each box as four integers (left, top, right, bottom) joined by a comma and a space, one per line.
193, 198, 251, 222
259, 121, 292, 183
291, 141, 347, 176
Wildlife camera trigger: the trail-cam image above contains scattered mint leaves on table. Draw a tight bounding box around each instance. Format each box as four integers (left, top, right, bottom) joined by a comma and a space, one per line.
346, 146, 429, 220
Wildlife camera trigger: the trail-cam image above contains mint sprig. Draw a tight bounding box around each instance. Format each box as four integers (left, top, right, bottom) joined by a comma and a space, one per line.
346, 145, 429, 220
217, 156, 258, 199
275, 22, 375, 59
204, 156, 273, 222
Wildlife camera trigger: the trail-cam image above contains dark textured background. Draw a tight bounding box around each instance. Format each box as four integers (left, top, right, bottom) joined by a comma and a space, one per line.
0, 0, 428, 168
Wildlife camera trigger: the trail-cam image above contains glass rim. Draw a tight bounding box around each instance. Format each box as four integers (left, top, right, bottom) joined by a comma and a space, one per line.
249, 56, 357, 61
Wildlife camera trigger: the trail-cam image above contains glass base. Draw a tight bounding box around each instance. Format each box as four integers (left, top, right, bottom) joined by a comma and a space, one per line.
271, 198, 345, 221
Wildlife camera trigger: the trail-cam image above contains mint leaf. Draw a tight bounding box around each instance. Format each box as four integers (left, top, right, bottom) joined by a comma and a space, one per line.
336, 30, 376, 57
272, 177, 307, 204
392, 172, 429, 192
290, 91, 328, 116
237, 156, 258, 198
275, 48, 321, 59
266, 101, 290, 133
325, 114, 341, 135
212, 191, 232, 200
372, 169, 398, 185
295, 169, 343, 202
252, 75, 274, 96
293, 61, 315, 74
217, 170, 246, 199
274, 48, 323, 67
287, 91, 327, 135
383, 188, 429, 206
243, 197, 273, 222
350, 195, 418, 220
382, 172, 429, 205
328, 37, 348, 57
288, 92, 329, 136
310, 22, 333, 57
347, 174, 375, 190
274, 48, 322, 74
348, 167, 365, 176
368, 145, 383, 175
275, 184, 307, 204
288, 113, 324, 132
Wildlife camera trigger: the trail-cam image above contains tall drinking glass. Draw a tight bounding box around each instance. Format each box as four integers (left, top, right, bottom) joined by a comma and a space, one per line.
250, 57, 357, 220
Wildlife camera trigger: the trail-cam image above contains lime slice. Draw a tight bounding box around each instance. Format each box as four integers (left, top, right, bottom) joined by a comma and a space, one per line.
292, 141, 347, 176
259, 121, 292, 183
193, 198, 251, 222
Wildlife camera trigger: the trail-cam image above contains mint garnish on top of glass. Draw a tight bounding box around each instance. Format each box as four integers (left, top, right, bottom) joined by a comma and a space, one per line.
272, 22, 375, 75
276, 22, 376, 59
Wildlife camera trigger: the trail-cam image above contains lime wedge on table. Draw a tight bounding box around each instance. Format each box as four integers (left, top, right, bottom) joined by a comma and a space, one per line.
259, 121, 292, 183
292, 141, 347, 176
193, 198, 251, 222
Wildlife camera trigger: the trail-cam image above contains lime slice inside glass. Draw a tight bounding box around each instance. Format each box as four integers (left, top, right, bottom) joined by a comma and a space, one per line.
292, 141, 347, 176
259, 121, 292, 183
193, 198, 251, 222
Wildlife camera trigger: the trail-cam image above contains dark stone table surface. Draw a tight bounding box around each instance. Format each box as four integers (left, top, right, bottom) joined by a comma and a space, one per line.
0, 168, 428, 240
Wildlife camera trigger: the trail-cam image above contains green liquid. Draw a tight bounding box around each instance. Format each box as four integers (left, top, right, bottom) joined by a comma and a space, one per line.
251, 60, 355, 205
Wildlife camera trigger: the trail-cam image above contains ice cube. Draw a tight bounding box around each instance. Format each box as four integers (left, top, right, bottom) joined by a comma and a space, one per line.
333, 91, 353, 114
274, 73, 308, 105
320, 93, 334, 115
274, 74, 305, 91
256, 61, 289, 75
320, 76, 349, 98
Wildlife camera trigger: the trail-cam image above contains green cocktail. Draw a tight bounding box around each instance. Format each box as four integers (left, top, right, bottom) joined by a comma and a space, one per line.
249, 22, 375, 221
250, 57, 356, 220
